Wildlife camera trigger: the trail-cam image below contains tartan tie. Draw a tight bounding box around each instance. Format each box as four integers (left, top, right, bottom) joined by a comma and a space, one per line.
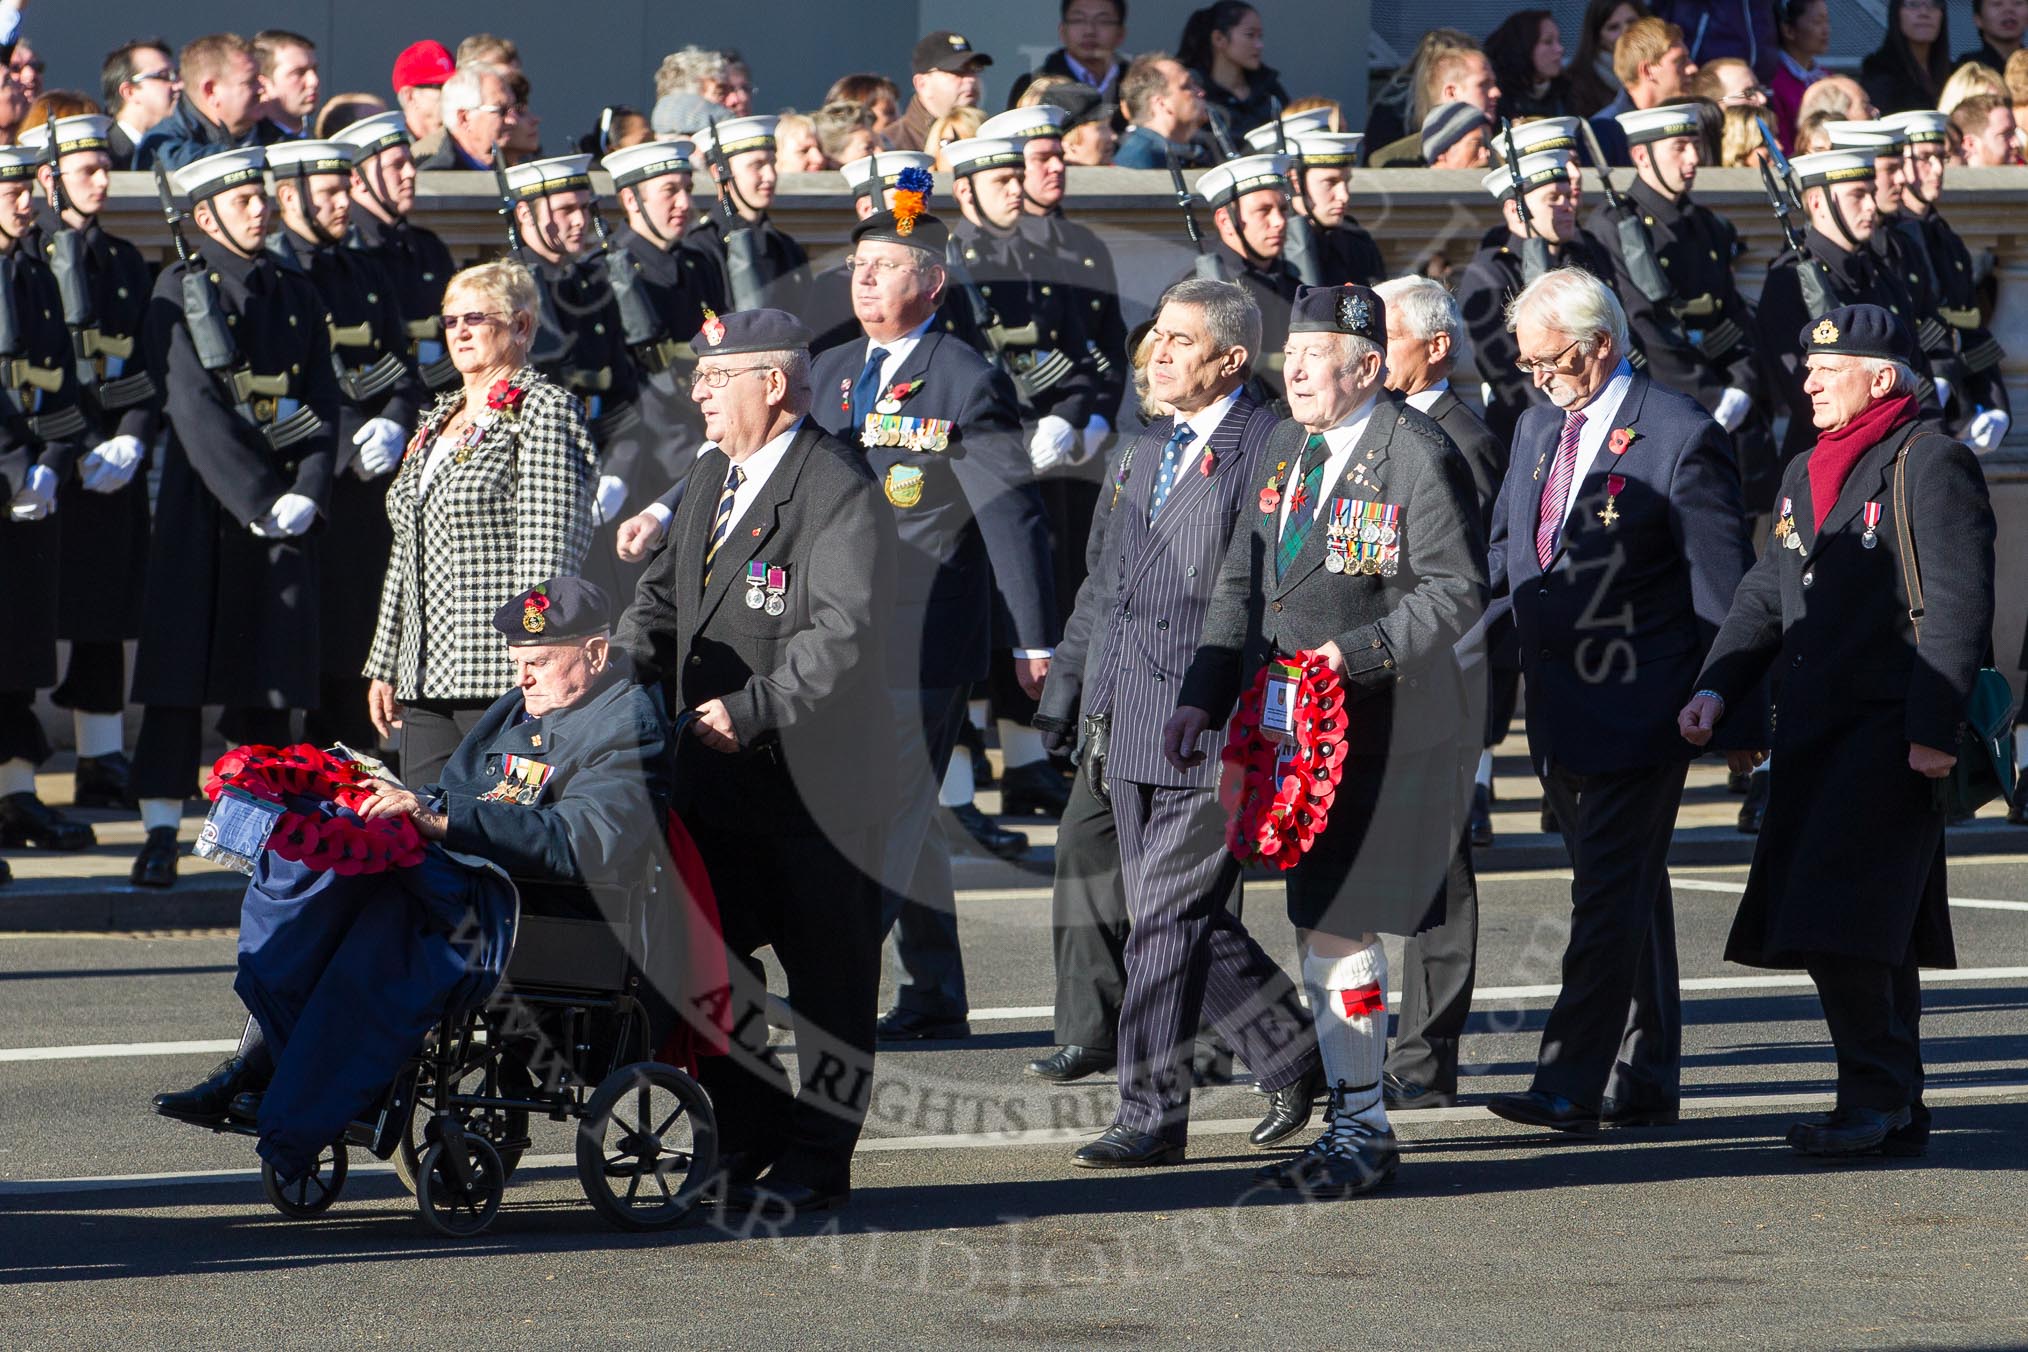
1535, 409, 1586, 570
1275, 434, 1329, 578
703, 462, 745, 584
1147, 423, 1196, 522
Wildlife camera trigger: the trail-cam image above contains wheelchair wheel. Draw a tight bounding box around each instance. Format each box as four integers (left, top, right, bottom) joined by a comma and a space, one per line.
261, 1143, 348, 1219
415, 1134, 504, 1238
575, 1061, 718, 1231
394, 1058, 532, 1197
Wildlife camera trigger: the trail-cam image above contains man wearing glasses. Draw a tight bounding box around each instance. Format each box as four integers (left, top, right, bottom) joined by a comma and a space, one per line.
100, 39, 182, 170
133, 33, 265, 172
1009, 0, 1131, 108
615, 308, 895, 1217
1479, 267, 1756, 1138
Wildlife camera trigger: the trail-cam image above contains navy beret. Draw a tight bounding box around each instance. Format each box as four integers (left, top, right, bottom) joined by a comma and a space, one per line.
694, 306, 814, 356
1800, 303, 1914, 365
1288, 283, 1387, 343
493, 576, 611, 646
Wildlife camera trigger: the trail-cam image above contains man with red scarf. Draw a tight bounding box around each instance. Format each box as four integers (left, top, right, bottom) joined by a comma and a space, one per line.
1680, 304, 1995, 1159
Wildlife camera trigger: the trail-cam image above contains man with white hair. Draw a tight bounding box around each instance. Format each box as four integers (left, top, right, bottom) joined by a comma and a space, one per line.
414, 62, 520, 171
1480, 268, 1756, 1136
1682, 304, 1995, 1160
1166, 284, 1485, 1197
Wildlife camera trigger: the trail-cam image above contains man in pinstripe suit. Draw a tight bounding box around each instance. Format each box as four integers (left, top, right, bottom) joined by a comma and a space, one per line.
1067, 280, 1323, 1170
1168, 283, 1487, 1198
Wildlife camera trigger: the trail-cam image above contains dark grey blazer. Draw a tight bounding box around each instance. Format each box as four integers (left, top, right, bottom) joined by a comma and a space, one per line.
1179, 399, 1488, 760
1423, 386, 1506, 534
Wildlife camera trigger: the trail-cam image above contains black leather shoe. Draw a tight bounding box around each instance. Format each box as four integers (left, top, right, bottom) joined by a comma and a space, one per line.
130, 827, 180, 888
1250, 1067, 1324, 1148
1601, 1094, 1680, 1128
73, 752, 134, 810
1469, 783, 1494, 849
720, 1173, 851, 1216
2009, 781, 2028, 825
1737, 772, 1768, 835
942, 802, 1029, 860
1072, 1124, 1184, 1169
0, 856, 11, 887
229, 1091, 264, 1123
1000, 761, 1072, 817
0, 792, 95, 850
1025, 1045, 1115, 1082
875, 1006, 971, 1041
152, 1057, 252, 1125
1383, 1072, 1456, 1111
1486, 1089, 1600, 1135
1788, 1104, 1911, 1157
1263, 1126, 1400, 1198
1884, 1103, 1931, 1157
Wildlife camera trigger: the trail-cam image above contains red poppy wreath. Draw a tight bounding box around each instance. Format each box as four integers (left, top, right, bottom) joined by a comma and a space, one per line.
204, 743, 427, 875
1218, 652, 1350, 870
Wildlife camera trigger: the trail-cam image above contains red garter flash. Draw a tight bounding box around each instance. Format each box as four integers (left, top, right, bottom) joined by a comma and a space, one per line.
204, 743, 427, 875
1217, 651, 1349, 870
1339, 983, 1386, 1016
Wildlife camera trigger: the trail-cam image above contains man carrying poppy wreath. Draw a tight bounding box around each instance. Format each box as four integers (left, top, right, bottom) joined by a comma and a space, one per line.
150, 578, 718, 1184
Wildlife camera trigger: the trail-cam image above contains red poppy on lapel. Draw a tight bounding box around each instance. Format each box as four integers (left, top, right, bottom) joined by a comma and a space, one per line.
1608, 427, 1637, 456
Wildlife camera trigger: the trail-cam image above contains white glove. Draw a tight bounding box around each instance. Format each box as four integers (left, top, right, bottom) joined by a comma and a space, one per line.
1712, 387, 1751, 433
1967, 407, 2011, 452
591, 473, 629, 527
1027, 414, 1078, 475
80, 435, 145, 493
7, 464, 55, 520
254, 492, 318, 539
352, 417, 406, 479
1078, 414, 1112, 465
1932, 375, 1953, 409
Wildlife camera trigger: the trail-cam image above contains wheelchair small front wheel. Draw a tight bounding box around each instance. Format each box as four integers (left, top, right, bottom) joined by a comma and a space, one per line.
416, 1134, 504, 1238
261, 1143, 348, 1219
576, 1061, 718, 1231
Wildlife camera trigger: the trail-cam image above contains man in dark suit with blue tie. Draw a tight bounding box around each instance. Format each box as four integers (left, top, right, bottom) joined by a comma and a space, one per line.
809, 206, 1059, 1043
1481, 267, 1757, 1135
1052, 279, 1324, 1169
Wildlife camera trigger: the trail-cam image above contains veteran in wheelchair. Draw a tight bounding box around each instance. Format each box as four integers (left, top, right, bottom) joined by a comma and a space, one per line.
151, 577, 727, 1236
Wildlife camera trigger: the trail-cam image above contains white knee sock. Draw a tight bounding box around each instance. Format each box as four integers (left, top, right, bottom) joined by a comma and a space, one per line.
998, 721, 1045, 770
1475, 748, 1494, 790
967, 699, 989, 731
74, 712, 126, 759
2014, 727, 2028, 764
939, 751, 975, 808
1303, 939, 1391, 1134
139, 797, 182, 833
0, 759, 35, 796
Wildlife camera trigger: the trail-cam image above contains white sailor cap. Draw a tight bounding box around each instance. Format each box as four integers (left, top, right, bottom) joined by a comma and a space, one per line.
1482, 148, 1573, 201
839, 149, 937, 198
1493, 116, 1582, 162
1879, 110, 1950, 145
0, 143, 39, 181
1824, 119, 1905, 150
503, 153, 594, 201
332, 110, 411, 160
1790, 147, 1880, 188
264, 139, 356, 179
1195, 153, 1291, 209
941, 136, 1025, 178
694, 115, 778, 161
977, 106, 1066, 141
1241, 106, 1336, 152
17, 114, 114, 158
602, 138, 694, 188
1288, 131, 1365, 167
171, 147, 268, 202
1616, 102, 1702, 147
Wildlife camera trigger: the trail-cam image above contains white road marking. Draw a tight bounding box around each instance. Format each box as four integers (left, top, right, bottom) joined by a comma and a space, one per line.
0, 1038, 237, 1064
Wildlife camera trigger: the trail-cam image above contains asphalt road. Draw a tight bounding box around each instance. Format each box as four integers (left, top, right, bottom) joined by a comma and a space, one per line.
3, 854, 2027, 1350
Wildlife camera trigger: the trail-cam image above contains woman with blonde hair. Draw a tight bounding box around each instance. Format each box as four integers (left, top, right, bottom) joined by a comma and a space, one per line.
1719, 103, 1772, 166
926, 105, 986, 169
364, 258, 596, 783
1938, 59, 2007, 115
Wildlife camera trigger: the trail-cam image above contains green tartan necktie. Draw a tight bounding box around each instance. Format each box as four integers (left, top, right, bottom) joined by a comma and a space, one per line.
1276, 434, 1330, 579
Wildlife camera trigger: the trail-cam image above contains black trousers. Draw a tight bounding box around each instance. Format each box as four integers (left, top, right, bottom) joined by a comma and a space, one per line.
0, 691, 51, 765
397, 699, 493, 789
51, 641, 127, 714
132, 706, 295, 801
880, 685, 969, 1019
691, 821, 882, 1185
1533, 758, 1688, 1108
1806, 950, 1925, 1112
1385, 834, 1481, 1095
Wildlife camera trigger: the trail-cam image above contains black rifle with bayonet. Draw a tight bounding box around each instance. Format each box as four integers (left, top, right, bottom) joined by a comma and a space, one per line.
1270, 101, 1326, 287
704, 115, 767, 311
1754, 117, 1839, 321
39, 131, 98, 398
492, 147, 568, 366
1499, 120, 1553, 284
1575, 119, 1673, 306
1166, 142, 1224, 282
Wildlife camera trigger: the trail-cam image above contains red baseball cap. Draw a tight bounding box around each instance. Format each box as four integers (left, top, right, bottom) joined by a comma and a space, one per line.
391, 40, 455, 93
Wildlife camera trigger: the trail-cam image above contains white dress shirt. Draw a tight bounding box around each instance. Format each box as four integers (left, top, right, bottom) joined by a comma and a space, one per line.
717, 417, 803, 536
1403, 378, 1449, 415
1173, 386, 1242, 457
1555, 360, 1634, 530
1279, 394, 1381, 535
861, 313, 937, 395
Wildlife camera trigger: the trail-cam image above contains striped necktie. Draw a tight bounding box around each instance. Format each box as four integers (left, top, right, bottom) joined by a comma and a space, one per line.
1275, 433, 1330, 579
1535, 409, 1586, 570
1147, 423, 1197, 522
703, 462, 746, 584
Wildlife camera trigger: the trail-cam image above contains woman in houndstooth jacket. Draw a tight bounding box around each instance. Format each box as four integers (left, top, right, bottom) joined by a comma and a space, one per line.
365, 259, 597, 784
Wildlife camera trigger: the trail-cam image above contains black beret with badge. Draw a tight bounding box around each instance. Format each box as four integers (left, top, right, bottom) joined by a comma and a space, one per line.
494, 576, 613, 645
1800, 303, 1915, 365
693, 305, 814, 356
1289, 283, 1388, 342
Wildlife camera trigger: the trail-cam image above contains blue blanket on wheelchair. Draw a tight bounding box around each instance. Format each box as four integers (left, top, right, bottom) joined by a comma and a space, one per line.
235, 842, 515, 1184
